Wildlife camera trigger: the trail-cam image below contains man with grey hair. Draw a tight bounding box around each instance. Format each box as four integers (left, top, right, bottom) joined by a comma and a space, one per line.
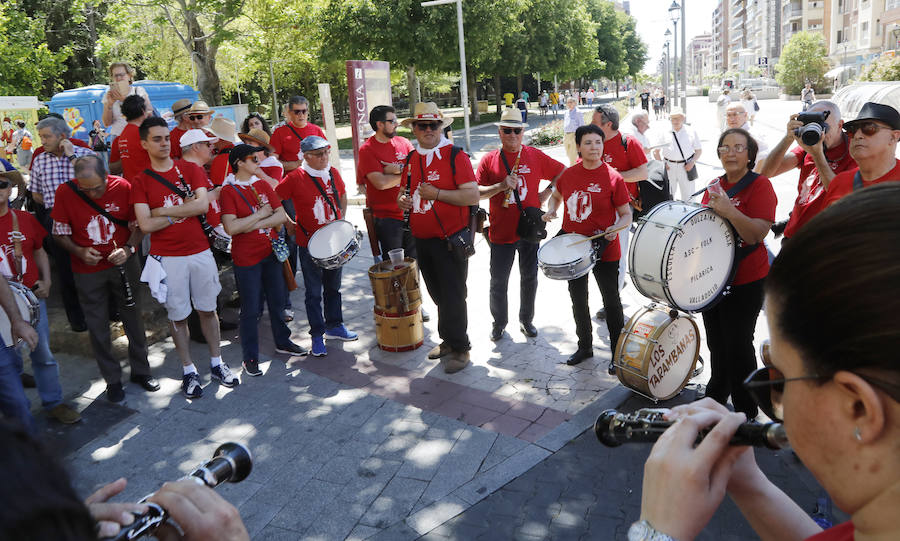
759, 100, 856, 240
270, 96, 326, 173
724, 101, 770, 163
30, 115, 94, 331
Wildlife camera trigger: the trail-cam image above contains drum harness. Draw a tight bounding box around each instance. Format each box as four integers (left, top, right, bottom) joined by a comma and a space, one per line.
8, 210, 25, 284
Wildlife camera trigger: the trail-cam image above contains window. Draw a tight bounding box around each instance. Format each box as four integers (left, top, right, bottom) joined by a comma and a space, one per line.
861, 22, 868, 40
887, 0, 900, 9
837, 29, 843, 43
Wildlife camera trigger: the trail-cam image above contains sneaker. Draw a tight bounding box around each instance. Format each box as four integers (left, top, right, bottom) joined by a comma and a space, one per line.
324, 324, 358, 341
106, 383, 126, 403
282, 309, 294, 322
20, 372, 36, 388
311, 335, 327, 357
275, 342, 309, 356
48, 404, 82, 424
595, 308, 606, 320
182, 372, 203, 399
211, 362, 239, 388
242, 359, 263, 377
129, 374, 161, 392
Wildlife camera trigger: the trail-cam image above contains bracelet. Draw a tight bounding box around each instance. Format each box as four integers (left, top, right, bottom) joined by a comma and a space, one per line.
436, 188, 440, 201
166, 217, 174, 225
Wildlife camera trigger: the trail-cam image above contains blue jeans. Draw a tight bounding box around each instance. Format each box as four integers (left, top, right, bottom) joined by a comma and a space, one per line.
234, 253, 293, 361
298, 246, 343, 336
0, 336, 35, 433
14, 299, 62, 409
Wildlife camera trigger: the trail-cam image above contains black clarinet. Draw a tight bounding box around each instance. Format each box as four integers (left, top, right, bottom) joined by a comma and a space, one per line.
402, 160, 413, 232
594, 409, 788, 450
117, 264, 135, 308
104, 442, 252, 540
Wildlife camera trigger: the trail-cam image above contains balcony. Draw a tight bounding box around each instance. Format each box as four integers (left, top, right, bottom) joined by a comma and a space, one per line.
807, 0, 823, 9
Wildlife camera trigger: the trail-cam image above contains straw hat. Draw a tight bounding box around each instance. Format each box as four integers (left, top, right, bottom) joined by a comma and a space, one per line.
238, 128, 274, 152
669, 106, 685, 119
206, 117, 240, 143
400, 102, 453, 129
496, 107, 528, 128
188, 100, 211, 114
172, 98, 193, 118
0, 161, 24, 188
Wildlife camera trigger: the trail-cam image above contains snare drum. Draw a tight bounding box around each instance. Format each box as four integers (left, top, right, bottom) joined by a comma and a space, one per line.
613, 304, 699, 401
308, 220, 361, 269
537, 233, 595, 280
629, 201, 736, 313
0, 281, 39, 347
211, 225, 232, 254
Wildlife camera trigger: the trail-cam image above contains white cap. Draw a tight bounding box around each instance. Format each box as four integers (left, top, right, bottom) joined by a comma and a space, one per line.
180, 129, 217, 148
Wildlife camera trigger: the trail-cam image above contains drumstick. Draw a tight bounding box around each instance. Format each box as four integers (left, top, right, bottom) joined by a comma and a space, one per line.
566, 223, 630, 247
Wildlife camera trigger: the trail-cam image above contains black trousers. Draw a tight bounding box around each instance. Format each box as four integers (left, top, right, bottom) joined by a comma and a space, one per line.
489, 239, 538, 328
415, 236, 469, 352
701, 279, 765, 418
375, 217, 417, 261
35, 205, 85, 327
567, 260, 624, 352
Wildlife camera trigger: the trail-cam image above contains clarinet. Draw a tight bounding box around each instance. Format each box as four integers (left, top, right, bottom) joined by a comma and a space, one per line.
104, 442, 252, 540
594, 408, 788, 450
117, 264, 135, 308
402, 159, 413, 232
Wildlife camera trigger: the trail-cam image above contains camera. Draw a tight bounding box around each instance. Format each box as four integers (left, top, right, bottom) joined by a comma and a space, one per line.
794, 111, 830, 146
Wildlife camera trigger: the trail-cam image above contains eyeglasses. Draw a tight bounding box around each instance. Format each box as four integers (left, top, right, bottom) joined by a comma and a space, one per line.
189, 114, 207, 121
718, 144, 748, 154
381, 118, 398, 125
845, 121, 892, 136
291, 109, 308, 115
0, 180, 9, 189
414, 122, 442, 132
245, 156, 259, 164
743, 366, 829, 421
501, 128, 523, 135
725, 111, 747, 117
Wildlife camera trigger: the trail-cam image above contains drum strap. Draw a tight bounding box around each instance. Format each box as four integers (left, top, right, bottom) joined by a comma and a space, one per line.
228, 183, 277, 239
9, 210, 24, 283
307, 171, 341, 220
852, 171, 863, 192
721, 171, 761, 262
499, 150, 526, 212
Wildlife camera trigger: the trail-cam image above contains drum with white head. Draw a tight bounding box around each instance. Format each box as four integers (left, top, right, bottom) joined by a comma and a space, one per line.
537, 233, 595, 280
308, 220, 362, 269
0, 281, 39, 347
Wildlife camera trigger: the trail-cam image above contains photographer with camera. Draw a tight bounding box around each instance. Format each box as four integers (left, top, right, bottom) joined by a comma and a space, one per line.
759, 101, 855, 241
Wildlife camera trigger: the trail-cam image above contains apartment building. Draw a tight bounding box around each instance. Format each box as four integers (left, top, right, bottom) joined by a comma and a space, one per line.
689, 34, 714, 83
712, 1, 730, 72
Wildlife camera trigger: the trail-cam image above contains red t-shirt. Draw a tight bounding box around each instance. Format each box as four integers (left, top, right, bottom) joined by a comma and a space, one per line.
220, 180, 283, 267
603, 133, 647, 199
805, 522, 853, 541
357, 135, 415, 220
476, 146, 564, 244
556, 162, 630, 261
783, 138, 856, 239
270, 123, 326, 162
822, 159, 900, 208
51, 176, 135, 274
130, 160, 211, 256
259, 156, 284, 183
170, 126, 187, 159
209, 145, 234, 187
0, 210, 45, 287
405, 146, 476, 240
275, 167, 346, 247
701, 174, 777, 285
110, 123, 150, 181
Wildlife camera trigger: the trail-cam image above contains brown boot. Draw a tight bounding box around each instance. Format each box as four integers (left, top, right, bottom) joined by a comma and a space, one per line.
443, 350, 470, 374
428, 342, 452, 360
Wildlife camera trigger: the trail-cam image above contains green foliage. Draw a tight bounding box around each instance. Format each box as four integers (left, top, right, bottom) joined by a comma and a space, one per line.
0, 2, 71, 99
859, 54, 900, 83
530, 120, 564, 147
775, 31, 829, 94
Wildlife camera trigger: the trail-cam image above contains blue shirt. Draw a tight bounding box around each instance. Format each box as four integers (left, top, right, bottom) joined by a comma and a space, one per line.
564, 107, 583, 133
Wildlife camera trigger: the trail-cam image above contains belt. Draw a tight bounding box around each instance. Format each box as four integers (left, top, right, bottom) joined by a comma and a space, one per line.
664, 158, 687, 164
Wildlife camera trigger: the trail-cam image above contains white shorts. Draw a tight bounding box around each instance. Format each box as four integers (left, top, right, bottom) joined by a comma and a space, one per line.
158, 250, 221, 321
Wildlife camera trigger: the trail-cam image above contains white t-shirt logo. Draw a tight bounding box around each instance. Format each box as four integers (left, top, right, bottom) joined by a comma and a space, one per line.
86, 215, 115, 245
566, 191, 592, 223
412, 187, 434, 214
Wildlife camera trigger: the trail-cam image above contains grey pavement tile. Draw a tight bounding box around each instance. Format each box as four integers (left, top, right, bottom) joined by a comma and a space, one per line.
347, 524, 381, 541
268, 478, 343, 531
366, 521, 420, 541
478, 433, 529, 473
517, 519, 552, 539
235, 496, 283, 538
216, 479, 264, 509
336, 457, 403, 507
359, 476, 428, 529
405, 495, 469, 536
418, 428, 497, 505
395, 436, 456, 481
315, 454, 369, 485
248, 456, 324, 507
371, 434, 419, 461
452, 444, 551, 505
302, 507, 363, 540
253, 524, 302, 540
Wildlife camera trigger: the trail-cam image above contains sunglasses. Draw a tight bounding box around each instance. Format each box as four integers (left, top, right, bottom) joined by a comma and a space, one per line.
189, 114, 207, 121
0, 180, 9, 189
501, 128, 523, 135
845, 121, 892, 136
717, 144, 748, 154
414, 122, 442, 132
244, 156, 259, 164
381, 118, 398, 125
292, 109, 308, 115
743, 365, 829, 421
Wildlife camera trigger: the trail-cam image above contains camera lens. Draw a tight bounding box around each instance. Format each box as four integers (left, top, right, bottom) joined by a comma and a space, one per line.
795, 124, 824, 146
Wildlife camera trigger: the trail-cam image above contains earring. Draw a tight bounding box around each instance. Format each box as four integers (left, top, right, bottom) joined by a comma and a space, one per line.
854, 426, 862, 441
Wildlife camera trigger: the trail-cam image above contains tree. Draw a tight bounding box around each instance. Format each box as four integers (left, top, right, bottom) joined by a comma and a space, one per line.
860, 54, 900, 83
619, 13, 646, 81
585, 0, 626, 83
0, 2, 70, 98
775, 31, 829, 94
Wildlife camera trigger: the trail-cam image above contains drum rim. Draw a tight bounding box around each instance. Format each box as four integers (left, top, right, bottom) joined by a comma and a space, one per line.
538, 233, 592, 266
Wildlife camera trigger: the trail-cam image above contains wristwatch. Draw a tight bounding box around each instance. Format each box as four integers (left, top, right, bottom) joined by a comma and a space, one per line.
628, 520, 678, 541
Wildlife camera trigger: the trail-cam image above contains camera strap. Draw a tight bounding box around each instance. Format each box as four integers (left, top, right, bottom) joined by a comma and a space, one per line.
852, 171, 863, 192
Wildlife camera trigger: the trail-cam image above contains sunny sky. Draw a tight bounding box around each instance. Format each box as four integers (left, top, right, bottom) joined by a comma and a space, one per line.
632, 0, 720, 72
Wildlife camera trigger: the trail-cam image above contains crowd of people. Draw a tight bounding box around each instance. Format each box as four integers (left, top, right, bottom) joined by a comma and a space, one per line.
0, 56, 898, 538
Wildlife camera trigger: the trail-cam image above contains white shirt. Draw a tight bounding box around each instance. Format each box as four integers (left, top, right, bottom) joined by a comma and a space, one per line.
104, 85, 151, 137
740, 121, 770, 161
662, 126, 701, 162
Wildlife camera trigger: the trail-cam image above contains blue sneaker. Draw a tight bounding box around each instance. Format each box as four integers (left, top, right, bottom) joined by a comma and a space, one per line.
324, 324, 358, 341
311, 335, 327, 357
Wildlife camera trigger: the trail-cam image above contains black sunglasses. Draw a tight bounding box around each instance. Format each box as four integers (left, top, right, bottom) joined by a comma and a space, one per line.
292, 109, 308, 115
845, 121, 892, 136
415, 122, 442, 131
743, 366, 828, 421
189, 114, 207, 121
501, 128, 522, 135
0, 180, 9, 189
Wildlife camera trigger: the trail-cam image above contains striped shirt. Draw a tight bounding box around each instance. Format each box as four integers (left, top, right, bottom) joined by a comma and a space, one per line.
29, 145, 95, 209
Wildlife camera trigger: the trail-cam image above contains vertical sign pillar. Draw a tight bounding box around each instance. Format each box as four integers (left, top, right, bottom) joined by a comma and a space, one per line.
346, 60, 392, 182
317, 83, 341, 175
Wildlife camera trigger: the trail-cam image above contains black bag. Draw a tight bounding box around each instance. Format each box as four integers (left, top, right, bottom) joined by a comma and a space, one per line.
499, 151, 547, 243
447, 227, 476, 260
635, 160, 672, 219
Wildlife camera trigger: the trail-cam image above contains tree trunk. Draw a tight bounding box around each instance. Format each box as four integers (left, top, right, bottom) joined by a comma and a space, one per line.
468, 71, 479, 122
516, 74, 523, 96
407, 65, 420, 108
615, 79, 620, 99
494, 72, 502, 114
174, 6, 223, 105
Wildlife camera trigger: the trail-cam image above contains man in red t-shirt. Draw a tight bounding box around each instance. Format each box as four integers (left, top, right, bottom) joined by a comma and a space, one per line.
276, 136, 356, 357
544, 124, 632, 368
109, 94, 151, 181
592, 104, 648, 301
759, 101, 856, 240
270, 96, 326, 173
822, 102, 900, 208
131, 117, 238, 399
52, 155, 157, 404
168, 98, 193, 159
477, 108, 564, 341
397, 103, 480, 374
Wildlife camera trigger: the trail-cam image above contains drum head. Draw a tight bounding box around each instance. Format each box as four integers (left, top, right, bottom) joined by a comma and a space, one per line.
308, 220, 355, 259
538, 234, 591, 265
664, 209, 735, 311
646, 316, 699, 398
0, 282, 38, 347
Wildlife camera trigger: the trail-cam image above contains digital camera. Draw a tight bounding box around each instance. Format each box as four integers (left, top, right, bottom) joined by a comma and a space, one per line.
794, 111, 830, 146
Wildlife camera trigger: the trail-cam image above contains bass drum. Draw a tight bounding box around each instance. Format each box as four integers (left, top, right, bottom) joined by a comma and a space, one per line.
0, 281, 39, 347
374, 309, 424, 352
629, 201, 736, 313
613, 304, 699, 401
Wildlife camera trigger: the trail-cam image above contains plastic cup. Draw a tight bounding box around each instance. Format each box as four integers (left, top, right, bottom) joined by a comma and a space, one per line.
388, 248, 404, 268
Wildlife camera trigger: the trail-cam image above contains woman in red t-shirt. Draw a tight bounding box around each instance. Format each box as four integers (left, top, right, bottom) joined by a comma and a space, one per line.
220, 144, 308, 376
700, 128, 777, 418
634, 184, 900, 541
543, 125, 632, 368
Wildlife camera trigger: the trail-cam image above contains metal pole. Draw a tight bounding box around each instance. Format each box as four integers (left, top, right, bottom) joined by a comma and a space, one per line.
456, 0, 471, 153
673, 21, 677, 114
269, 59, 278, 124
681, 1, 687, 111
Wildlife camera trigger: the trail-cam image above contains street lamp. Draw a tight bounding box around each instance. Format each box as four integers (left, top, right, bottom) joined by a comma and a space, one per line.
664, 29, 672, 113
669, 1, 680, 114
421, 0, 471, 153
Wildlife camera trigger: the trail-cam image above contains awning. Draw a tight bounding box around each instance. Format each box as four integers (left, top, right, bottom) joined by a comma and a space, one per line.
825, 66, 852, 79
